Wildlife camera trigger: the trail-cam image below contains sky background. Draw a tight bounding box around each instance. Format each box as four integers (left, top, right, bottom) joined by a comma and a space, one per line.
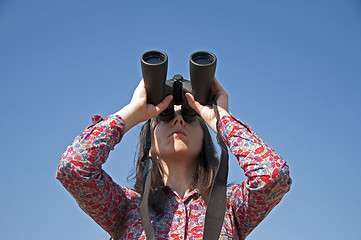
1, 0, 360, 239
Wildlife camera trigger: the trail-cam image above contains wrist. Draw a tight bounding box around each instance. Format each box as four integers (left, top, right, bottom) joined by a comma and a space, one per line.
218, 108, 230, 120
115, 104, 139, 133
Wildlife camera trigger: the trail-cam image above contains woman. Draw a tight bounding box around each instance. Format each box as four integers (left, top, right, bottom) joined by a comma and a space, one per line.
56, 79, 291, 239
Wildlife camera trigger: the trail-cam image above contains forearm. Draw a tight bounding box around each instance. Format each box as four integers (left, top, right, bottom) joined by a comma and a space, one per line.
56, 114, 127, 236
56, 114, 124, 179
115, 104, 142, 133
221, 115, 291, 237
220, 115, 290, 189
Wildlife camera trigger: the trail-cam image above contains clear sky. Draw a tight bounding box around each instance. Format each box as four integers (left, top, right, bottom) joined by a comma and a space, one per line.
1, 1, 360, 239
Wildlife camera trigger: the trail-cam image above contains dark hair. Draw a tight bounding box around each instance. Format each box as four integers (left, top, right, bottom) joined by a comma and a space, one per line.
132, 117, 219, 217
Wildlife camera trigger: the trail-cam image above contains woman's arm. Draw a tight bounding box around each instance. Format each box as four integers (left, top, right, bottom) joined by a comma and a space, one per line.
186, 78, 291, 238
56, 114, 130, 238
56, 80, 172, 238
220, 115, 291, 239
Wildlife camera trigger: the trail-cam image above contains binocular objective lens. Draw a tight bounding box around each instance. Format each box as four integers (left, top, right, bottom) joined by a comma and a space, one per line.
193, 58, 212, 65
144, 57, 164, 64
191, 51, 216, 66
142, 51, 168, 65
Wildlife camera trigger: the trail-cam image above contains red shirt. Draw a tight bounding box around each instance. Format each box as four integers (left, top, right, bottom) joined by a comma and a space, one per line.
56, 114, 291, 239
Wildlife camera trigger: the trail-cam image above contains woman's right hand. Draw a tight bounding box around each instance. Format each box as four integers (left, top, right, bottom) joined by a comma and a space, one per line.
115, 80, 173, 133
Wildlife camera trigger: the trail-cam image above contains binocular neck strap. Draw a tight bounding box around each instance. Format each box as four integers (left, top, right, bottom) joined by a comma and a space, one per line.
202, 100, 229, 240
140, 120, 156, 240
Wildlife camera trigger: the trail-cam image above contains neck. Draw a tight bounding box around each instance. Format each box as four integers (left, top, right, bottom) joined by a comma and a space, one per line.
160, 156, 197, 199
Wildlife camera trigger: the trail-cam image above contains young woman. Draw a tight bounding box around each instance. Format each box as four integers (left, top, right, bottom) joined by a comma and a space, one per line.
56, 79, 291, 239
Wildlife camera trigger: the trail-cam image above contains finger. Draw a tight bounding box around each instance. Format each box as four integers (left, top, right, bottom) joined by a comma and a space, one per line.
185, 93, 202, 114
212, 78, 227, 96
135, 79, 145, 91
186, 93, 217, 132
213, 78, 224, 90
132, 79, 146, 98
154, 95, 173, 114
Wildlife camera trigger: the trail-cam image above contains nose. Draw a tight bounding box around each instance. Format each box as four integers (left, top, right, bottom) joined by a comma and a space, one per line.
171, 110, 185, 126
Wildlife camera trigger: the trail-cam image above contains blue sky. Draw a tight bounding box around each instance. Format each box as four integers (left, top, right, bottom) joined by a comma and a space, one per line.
1, 1, 360, 239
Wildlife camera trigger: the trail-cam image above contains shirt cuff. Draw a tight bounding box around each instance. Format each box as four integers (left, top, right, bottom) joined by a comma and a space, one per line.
218, 114, 252, 145
87, 114, 126, 144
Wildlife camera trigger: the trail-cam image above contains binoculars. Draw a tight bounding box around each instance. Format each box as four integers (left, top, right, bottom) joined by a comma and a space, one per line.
141, 50, 217, 122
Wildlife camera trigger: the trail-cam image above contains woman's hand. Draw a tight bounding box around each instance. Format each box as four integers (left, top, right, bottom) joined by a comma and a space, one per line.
116, 80, 173, 133
185, 78, 229, 133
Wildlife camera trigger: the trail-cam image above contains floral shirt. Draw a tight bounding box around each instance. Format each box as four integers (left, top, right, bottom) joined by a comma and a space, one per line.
56, 114, 291, 239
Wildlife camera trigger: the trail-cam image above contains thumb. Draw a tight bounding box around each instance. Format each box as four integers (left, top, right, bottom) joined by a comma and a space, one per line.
185, 93, 202, 114
154, 95, 173, 114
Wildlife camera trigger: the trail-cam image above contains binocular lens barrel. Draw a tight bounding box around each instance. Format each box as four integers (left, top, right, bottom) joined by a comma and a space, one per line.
141, 50, 216, 108
142, 51, 167, 64
191, 51, 216, 66
190, 51, 217, 105
141, 50, 168, 105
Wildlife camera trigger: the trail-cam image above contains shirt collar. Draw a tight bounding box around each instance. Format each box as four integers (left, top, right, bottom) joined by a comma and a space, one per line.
162, 186, 200, 202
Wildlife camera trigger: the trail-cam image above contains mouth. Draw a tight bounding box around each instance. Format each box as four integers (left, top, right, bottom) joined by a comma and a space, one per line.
170, 129, 186, 137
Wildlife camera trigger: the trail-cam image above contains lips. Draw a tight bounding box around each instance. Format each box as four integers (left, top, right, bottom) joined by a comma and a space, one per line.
170, 129, 186, 137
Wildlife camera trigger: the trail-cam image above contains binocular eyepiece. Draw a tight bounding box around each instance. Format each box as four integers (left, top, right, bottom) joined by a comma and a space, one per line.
141, 50, 217, 122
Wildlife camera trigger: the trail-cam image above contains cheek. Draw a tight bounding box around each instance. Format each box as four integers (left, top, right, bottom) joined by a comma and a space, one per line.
153, 127, 162, 154
192, 127, 204, 152
153, 124, 171, 155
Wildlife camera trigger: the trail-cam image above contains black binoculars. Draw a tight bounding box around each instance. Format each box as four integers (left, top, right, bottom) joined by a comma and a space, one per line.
141, 50, 217, 122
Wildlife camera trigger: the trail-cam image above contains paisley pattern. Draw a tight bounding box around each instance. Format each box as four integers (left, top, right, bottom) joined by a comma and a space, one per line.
56, 114, 291, 239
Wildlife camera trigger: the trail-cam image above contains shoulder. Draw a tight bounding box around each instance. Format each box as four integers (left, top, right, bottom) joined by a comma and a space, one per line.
121, 186, 141, 201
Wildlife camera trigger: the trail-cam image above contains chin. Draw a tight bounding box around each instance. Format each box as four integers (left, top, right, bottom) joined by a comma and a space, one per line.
169, 138, 187, 150
164, 144, 194, 157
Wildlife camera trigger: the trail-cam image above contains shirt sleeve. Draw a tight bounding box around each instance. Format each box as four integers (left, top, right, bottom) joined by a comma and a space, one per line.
56, 114, 136, 239
219, 115, 292, 239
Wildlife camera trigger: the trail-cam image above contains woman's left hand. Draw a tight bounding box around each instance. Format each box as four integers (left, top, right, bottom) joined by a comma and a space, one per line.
185, 78, 230, 133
